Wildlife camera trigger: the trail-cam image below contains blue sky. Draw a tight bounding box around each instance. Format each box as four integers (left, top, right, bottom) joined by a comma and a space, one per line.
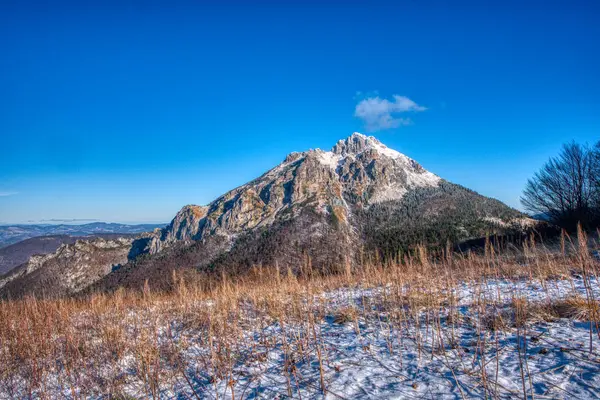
1, 1, 599, 224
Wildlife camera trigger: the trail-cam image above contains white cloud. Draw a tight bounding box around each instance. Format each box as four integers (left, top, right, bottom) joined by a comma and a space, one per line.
0, 191, 17, 197
354, 95, 426, 132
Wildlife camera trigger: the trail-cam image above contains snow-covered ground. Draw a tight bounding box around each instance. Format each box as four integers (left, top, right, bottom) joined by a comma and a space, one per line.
169, 277, 599, 399
2, 276, 599, 399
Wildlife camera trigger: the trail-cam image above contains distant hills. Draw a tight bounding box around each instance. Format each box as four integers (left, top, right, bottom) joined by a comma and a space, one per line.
0, 222, 165, 248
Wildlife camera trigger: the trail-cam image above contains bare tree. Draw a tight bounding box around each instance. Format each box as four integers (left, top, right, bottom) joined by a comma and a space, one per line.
591, 141, 600, 203
521, 142, 599, 231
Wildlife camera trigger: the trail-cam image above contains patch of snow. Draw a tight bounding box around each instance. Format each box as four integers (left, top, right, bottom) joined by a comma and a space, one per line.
512, 217, 539, 228
483, 216, 508, 226
315, 149, 343, 170
369, 184, 408, 203
405, 168, 441, 187
370, 139, 407, 160
351, 133, 442, 189
370, 168, 440, 204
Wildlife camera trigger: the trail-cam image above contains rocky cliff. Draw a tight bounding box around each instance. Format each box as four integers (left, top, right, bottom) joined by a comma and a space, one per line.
0, 237, 133, 298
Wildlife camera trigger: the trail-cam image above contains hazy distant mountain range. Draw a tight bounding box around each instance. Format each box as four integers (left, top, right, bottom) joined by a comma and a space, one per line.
0, 134, 542, 298
0, 222, 165, 248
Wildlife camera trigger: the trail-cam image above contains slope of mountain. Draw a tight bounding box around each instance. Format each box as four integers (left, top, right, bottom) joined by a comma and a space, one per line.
0, 233, 141, 276
2, 133, 537, 297
0, 222, 165, 248
0, 237, 135, 298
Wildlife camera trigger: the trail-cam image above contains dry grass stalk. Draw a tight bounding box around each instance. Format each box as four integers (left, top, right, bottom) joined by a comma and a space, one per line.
0, 236, 598, 398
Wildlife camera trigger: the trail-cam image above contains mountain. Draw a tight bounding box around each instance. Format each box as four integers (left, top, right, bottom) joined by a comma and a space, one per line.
0, 222, 165, 248
143, 133, 441, 252
93, 133, 533, 291
141, 133, 530, 256
0, 237, 135, 298
1, 133, 537, 298
0, 233, 141, 276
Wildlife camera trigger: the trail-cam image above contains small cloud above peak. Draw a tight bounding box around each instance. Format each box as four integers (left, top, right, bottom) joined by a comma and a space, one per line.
0, 191, 18, 197
354, 94, 426, 132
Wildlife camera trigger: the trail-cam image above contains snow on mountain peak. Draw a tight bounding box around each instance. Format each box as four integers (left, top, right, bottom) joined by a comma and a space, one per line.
327, 133, 427, 166
310, 134, 441, 202
265, 134, 440, 209
314, 149, 343, 170
332, 132, 405, 159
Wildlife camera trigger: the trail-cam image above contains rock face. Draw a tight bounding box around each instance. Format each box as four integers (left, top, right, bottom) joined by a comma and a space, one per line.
148, 205, 208, 253
145, 133, 443, 254
0, 237, 133, 298
2, 133, 537, 297
0, 233, 146, 276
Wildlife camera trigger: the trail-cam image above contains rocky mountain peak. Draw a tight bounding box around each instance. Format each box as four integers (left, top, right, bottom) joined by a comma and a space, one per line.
177, 204, 208, 220
331, 132, 375, 155
284, 151, 306, 163
144, 133, 444, 255
147, 204, 208, 253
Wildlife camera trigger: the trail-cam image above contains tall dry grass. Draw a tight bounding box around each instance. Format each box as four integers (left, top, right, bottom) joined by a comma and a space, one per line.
0, 230, 598, 399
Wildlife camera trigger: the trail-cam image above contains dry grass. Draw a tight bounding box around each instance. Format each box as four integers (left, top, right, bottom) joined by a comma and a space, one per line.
551, 296, 600, 320
0, 230, 599, 398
